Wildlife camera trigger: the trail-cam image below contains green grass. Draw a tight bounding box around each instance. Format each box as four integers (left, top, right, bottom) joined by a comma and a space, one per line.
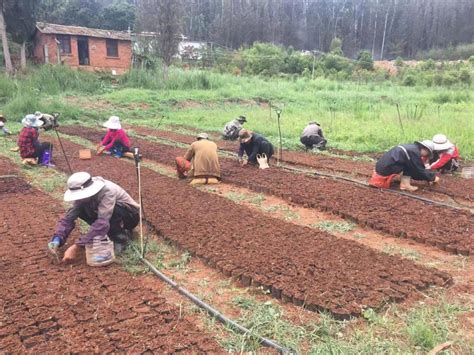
1, 65, 473, 158
312, 221, 356, 233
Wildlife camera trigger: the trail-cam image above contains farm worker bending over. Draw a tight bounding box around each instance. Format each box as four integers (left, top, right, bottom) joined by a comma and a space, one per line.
17, 114, 53, 164
97, 116, 132, 158
48, 172, 140, 263
0, 114, 11, 135
238, 129, 274, 166
223, 115, 247, 140
34, 111, 57, 130
369, 140, 439, 192
175, 133, 220, 185
300, 121, 327, 150
428, 134, 460, 174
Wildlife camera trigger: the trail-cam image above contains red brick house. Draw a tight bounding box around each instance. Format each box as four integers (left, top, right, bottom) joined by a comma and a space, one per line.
34, 22, 132, 74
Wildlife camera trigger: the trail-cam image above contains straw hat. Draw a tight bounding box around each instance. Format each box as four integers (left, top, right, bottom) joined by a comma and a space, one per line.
64, 172, 105, 202
238, 129, 253, 143
432, 134, 453, 151
415, 140, 434, 158
103, 116, 121, 130
22, 114, 44, 128
197, 132, 209, 140
237, 116, 247, 123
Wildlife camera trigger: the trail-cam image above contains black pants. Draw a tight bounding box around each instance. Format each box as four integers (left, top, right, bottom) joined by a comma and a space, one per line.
33, 142, 53, 159
300, 135, 327, 150
78, 205, 140, 244
249, 141, 274, 164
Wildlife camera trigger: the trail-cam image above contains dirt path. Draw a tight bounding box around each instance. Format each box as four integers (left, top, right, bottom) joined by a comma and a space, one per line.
0, 157, 221, 353
59, 126, 474, 256
47, 136, 453, 319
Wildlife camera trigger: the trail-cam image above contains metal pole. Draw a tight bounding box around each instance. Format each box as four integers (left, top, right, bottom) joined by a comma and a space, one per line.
395, 103, 405, 136
54, 128, 73, 174
276, 111, 283, 162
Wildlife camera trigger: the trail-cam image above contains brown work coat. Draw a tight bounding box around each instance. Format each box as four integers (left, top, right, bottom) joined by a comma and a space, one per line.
184, 140, 221, 178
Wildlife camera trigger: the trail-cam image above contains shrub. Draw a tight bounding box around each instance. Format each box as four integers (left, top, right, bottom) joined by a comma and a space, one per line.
356, 50, 374, 70
469, 55, 474, 65
323, 54, 351, 72
395, 57, 404, 67
330, 37, 343, 55
458, 69, 471, 86
241, 42, 286, 76
442, 72, 459, 86
403, 74, 416, 86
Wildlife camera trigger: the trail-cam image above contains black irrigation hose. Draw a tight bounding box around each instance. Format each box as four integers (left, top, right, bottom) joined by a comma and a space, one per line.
135, 249, 294, 354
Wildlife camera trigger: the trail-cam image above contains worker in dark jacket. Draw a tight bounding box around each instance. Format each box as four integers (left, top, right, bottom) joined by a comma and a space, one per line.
369, 140, 439, 191
238, 129, 274, 166
300, 121, 326, 150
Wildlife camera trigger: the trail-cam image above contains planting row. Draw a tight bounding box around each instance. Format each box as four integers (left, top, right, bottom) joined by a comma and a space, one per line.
130, 125, 474, 202
50, 138, 451, 318
60, 126, 474, 255
0, 157, 221, 353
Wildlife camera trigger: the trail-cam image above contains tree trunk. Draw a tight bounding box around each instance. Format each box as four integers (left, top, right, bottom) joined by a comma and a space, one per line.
371, 0, 379, 58
0, 8, 13, 75
380, 4, 390, 60
20, 41, 27, 71
162, 62, 169, 81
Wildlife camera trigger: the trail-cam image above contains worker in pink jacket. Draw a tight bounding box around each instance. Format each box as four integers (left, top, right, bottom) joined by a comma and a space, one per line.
428, 134, 460, 173
97, 116, 131, 158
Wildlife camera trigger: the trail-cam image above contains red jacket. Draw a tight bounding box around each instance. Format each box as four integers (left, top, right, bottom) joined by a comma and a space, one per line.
430, 146, 459, 170
100, 129, 131, 150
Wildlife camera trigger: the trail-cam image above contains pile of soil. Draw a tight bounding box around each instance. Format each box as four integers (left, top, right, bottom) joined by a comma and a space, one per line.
50, 137, 452, 318
0, 158, 221, 353
60, 126, 474, 255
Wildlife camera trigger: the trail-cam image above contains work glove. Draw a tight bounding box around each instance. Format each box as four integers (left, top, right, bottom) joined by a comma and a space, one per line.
47, 235, 62, 264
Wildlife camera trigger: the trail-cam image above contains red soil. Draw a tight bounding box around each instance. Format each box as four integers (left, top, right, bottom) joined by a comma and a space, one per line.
0, 158, 221, 353
48, 137, 452, 318
59, 126, 474, 255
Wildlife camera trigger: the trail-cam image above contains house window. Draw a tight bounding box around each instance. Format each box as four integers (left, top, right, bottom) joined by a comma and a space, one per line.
56, 35, 71, 54
106, 39, 119, 57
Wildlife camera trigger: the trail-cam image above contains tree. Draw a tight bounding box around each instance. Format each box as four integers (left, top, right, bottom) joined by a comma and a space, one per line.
0, 0, 13, 75
137, 0, 183, 80
102, 1, 136, 31
4, 0, 39, 71
357, 50, 374, 70
330, 37, 343, 55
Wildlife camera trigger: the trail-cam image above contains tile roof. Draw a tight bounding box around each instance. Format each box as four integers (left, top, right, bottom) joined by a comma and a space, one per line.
36, 22, 131, 41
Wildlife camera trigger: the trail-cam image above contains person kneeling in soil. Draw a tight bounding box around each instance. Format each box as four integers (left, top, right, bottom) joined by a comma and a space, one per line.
222, 115, 247, 140
300, 121, 327, 151
427, 134, 460, 174
0, 114, 11, 135
175, 133, 220, 185
368, 140, 439, 192
17, 114, 53, 165
238, 129, 274, 167
48, 172, 140, 263
97, 116, 133, 158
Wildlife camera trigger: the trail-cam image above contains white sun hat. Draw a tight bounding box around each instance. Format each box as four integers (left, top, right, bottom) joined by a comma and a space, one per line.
34, 111, 44, 119
0, 121, 4, 127
22, 114, 44, 128
64, 172, 105, 202
197, 132, 209, 140
432, 134, 454, 151
103, 116, 122, 130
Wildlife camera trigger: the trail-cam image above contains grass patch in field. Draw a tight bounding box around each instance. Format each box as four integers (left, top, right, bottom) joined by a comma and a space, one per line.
383, 245, 421, 261
168, 251, 192, 270
313, 221, 356, 233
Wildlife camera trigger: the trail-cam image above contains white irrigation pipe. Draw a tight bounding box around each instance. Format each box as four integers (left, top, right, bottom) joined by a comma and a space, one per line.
134, 248, 294, 354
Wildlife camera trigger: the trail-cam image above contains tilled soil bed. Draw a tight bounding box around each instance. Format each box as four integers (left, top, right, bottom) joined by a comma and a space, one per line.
128, 125, 474, 202
0, 158, 221, 353
49, 137, 452, 318
60, 126, 474, 255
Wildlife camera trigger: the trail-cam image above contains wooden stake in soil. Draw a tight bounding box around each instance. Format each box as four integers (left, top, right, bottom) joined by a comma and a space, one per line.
395, 103, 406, 137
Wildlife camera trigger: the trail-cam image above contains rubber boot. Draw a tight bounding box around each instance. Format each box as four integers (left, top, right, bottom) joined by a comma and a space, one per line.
400, 175, 418, 192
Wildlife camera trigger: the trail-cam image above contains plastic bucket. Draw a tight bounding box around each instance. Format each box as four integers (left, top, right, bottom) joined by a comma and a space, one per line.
85, 235, 115, 267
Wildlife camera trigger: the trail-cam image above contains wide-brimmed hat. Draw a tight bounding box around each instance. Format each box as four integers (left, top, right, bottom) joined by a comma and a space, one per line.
237, 116, 247, 123
415, 140, 434, 158
432, 134, 453, 151
0, 114, 6, 122
309, 121, 320, 126
34, 111, 44, 119
64, 172, 105, 202
0, 121, 4, 127
103, 116, 121, 130
197, 132, 209, 140
22, 114, 44, 128
238, 129, 253, 143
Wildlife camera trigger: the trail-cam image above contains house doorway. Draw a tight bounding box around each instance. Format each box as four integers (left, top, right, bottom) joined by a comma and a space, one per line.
77, 37, 90, 65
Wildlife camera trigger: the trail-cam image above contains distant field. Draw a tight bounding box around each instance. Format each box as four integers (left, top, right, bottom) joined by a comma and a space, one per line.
1, 66, 473, 159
